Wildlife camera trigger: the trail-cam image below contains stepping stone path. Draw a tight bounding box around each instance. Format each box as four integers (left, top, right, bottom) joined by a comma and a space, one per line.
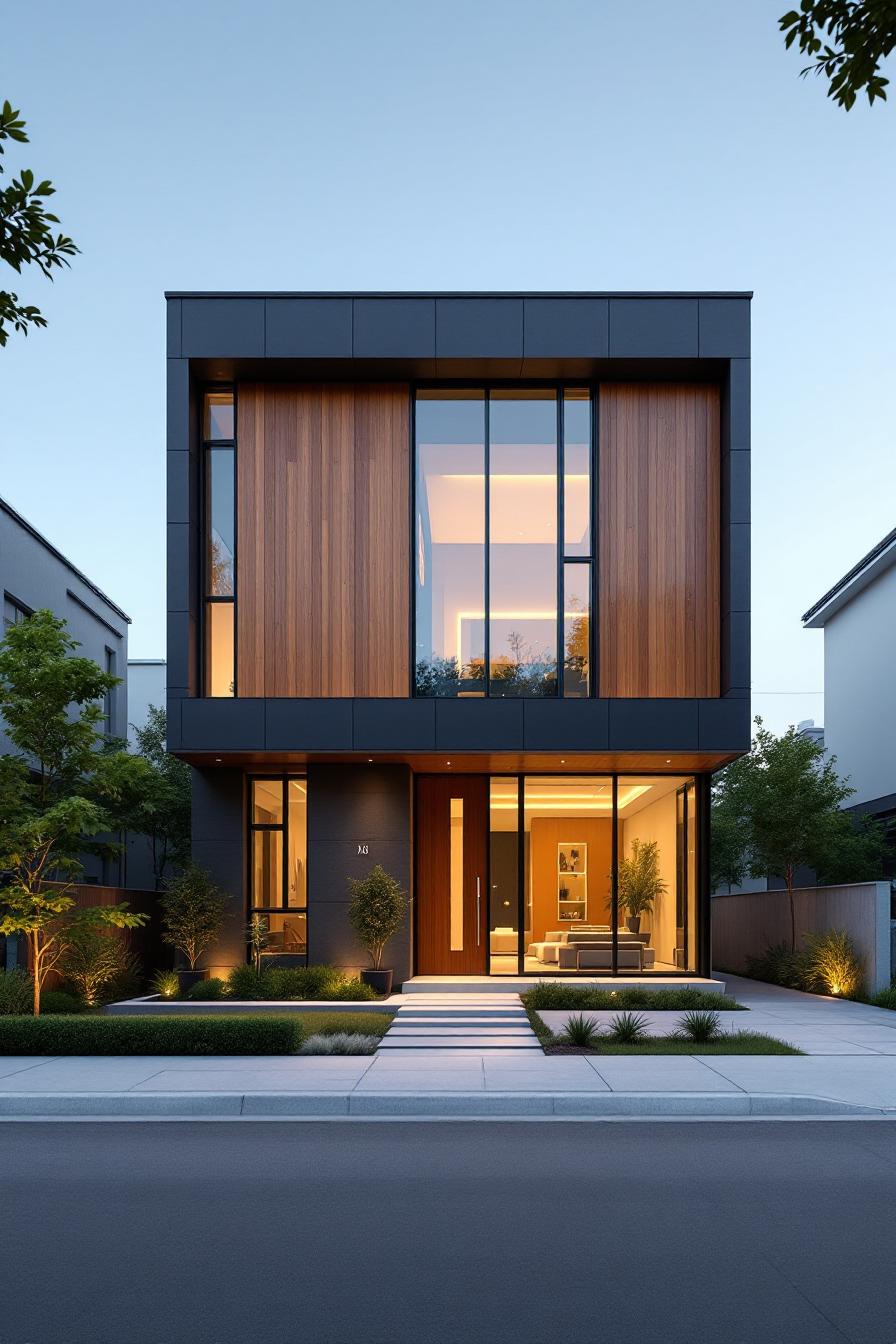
379, 994, 541, 1055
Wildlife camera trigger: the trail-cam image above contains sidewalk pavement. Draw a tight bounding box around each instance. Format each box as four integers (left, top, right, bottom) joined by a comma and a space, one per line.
3, 975, 896, 1119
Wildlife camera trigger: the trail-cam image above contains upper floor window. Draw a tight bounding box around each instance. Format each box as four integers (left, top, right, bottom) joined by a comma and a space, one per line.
203, 389, 235, 696
3, 594, 32, 633
414, 388, 592, 697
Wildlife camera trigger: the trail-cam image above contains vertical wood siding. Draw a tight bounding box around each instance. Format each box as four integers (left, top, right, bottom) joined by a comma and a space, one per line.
598, 384, 720, 697
236, 383, 410, 697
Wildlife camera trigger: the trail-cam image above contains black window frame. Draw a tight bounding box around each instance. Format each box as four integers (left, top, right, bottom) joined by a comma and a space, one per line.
201, 385, 237, 697
246, 774, 309, 965
411, 383, 597, 699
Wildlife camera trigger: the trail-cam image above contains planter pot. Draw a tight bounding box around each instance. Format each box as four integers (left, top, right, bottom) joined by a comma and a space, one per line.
625, 916, 641, 934
361, 968, 393, 996
176, 969, 208, 994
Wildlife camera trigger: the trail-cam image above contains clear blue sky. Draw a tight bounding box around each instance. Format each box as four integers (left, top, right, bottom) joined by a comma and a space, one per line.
2, 0, 894, 733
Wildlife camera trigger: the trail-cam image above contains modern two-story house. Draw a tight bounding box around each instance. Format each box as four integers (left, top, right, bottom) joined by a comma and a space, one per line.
165, 292, 751, 983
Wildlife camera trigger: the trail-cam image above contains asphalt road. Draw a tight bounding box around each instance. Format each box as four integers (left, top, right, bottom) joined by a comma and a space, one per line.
2, 1119, 895, 1344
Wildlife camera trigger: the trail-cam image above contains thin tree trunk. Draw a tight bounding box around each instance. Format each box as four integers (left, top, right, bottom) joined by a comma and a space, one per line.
786, 864, 796, 953
32, 943, 40, 1017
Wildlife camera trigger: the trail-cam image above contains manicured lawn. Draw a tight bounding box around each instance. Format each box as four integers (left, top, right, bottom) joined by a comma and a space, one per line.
546, 1033, 802, 1056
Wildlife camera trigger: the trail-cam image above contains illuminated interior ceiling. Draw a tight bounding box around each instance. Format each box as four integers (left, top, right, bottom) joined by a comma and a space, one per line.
487, 777, 689, 831
423, 470, 588, 547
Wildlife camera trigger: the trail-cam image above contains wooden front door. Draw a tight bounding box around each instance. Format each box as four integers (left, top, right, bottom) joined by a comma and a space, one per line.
415, 775, 488, 975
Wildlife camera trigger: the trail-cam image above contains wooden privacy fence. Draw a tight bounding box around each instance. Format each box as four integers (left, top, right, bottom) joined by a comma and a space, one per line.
9, 884, 163, 989
712, 882, 893, 994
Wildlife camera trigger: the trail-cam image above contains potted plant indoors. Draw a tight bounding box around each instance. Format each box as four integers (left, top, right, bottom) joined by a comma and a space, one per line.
159, 865, 229, 992
347, 863, 407, 996
617, 838, 667, 934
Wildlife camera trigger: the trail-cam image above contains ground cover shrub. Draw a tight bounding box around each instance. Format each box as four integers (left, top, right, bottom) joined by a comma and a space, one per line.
675, 1009, 722, 1043
606, 1011, 649, 1044
801, 930, 864, 998
298, 1032, 380, 1055
186, 977, 227, 1000
869, 987, 896, 1010
558, 1012, 602, 1048
595, 1033, 801, 1056
746, 930, 865, 998
0, 968, 35, 1015
522, 984, 741, 1013
153, 969, 180, 999
0, 1014, 305, 1055
188, 964, 380, 1002
292, 1012, 393, 1038
38, 989, 84, 1015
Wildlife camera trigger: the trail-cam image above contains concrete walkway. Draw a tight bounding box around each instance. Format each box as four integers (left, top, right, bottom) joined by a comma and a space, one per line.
4, 977, 896, 1118
378, 994, 541, 1053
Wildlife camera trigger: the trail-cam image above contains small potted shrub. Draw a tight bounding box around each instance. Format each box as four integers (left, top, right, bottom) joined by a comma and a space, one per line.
159, 866, 229, 993
347, 864, 406, 996
617, 838, 667, 934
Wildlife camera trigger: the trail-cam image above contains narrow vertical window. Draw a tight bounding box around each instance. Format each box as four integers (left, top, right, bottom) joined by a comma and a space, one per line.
449, 797, 464, 951
561, 390, 593, 697
249, 777, 307, 966
203, 390, 235, 695
103, 647, 116, 736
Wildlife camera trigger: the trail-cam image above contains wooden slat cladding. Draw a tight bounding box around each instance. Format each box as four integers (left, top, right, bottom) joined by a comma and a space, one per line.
598, 384, 720, 697
236, 383, 410, 697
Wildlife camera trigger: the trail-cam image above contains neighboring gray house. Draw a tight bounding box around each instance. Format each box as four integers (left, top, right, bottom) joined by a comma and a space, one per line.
803, 526, 896, 873
0, 495, 130, 884
127, 658, 167, 746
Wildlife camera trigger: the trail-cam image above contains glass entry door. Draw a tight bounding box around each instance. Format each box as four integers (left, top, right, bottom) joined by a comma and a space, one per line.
415, 776, 488, 975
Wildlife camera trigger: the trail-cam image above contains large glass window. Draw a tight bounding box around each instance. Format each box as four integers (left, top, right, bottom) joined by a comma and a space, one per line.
248, 777, 307, 964
490, 773, 700, 975
203, 390, 235, 696
414, 392, 486, 696
414, 387, 593, 697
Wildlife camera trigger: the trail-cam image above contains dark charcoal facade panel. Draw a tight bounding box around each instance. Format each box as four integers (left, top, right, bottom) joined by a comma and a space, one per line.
722, 611, 751, 695
167, 451, 190, 526
435, 298, 524, 358
264, 699, 353, 751
608, 298, 698, 358
264, 297, 352, 358
180, 698, 266, 751
434, 698, 525, 751
698, 298, 751, 358
728, 358, 750, 450
608, 699, 700, 752
353, 298, 435, 358
166, 359, 190, 455
697, 698, 751, 752
722, 523, 750, 614
523, 698, 609, 751
166, 299, 181, 358
166, 523, 192, 612
181, 298, 265, 358
722, 448, 750, 527
308, 764, 412, 981
523, 298, 609, 358
352, 699, 436, 752
166, 611, 193, 690
191, 768, 245, 971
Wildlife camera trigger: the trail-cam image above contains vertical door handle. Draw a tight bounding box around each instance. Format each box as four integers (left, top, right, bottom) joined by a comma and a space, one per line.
476, 876, 481, 946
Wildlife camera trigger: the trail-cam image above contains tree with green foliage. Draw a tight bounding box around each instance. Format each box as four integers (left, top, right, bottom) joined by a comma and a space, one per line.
780, 1, 896, 108
711, 718, 888, 951
0, 100, 77, 347
127, 705, 192, 888
348, 865, 406, 970
159, 866, 229, 971
0, 611, 148, 1013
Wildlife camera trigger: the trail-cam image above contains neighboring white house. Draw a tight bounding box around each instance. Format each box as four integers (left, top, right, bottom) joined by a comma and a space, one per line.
803, 526, 896, 862
127, 658, 167, 747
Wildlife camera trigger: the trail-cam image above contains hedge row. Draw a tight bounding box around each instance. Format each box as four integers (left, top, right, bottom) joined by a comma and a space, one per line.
0, 1014, 306, 1056
521, 985, 743, 1012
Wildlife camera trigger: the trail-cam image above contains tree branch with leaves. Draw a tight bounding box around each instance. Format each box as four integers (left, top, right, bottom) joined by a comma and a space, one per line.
780, 1, 896, 108
0, 100, 77, 346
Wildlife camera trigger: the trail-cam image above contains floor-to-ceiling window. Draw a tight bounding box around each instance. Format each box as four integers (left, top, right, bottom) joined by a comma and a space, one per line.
203, 389, 236, 696
248, 777, 308, 964
486, 774, 701, 975
414, 388, 593, 697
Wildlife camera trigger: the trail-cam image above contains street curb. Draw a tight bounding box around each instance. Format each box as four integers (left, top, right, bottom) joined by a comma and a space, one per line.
0, 1091, 886, 1119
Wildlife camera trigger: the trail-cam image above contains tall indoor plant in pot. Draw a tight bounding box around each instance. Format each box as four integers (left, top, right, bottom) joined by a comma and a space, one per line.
617, 838, 667, 934
347, 864, 406, 996
159, 865, 229, 992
